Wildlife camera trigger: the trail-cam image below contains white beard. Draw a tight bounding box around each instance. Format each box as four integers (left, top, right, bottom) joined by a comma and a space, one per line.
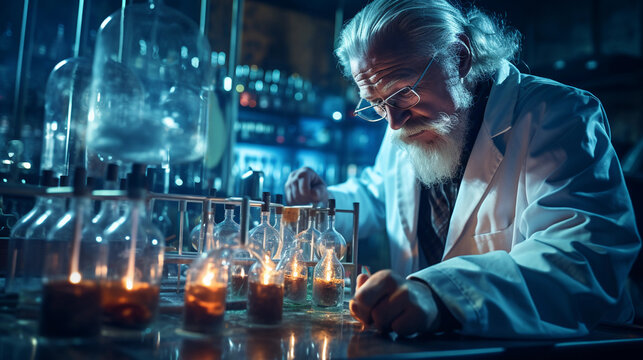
391, 77, 474, 186
392, 112, 469, 186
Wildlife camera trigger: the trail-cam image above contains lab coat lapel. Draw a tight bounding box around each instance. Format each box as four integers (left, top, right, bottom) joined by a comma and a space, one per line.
443, 61, 519, 258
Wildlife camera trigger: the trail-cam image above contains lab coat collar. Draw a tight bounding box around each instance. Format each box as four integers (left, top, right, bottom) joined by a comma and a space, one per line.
443, 61, 520, 258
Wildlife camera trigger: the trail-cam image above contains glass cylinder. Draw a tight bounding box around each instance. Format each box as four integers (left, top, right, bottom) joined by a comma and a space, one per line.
87, 1, 211, 164
312, 248, 345, 309
101, 164, 165, 331
183, 249, 229, 334
278, 247, 308, 305
40, 168, 106, 338
247, 258, 284, 325
315, 199, 347, 261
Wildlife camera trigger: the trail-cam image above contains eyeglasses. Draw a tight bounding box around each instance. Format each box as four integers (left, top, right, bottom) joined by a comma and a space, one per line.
353, 57, 435, 122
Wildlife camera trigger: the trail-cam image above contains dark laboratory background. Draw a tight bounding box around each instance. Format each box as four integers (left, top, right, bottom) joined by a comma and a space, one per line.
0, 0, 641, 271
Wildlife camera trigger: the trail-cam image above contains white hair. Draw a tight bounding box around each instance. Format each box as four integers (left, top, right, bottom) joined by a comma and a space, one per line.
335, 0, 521, 85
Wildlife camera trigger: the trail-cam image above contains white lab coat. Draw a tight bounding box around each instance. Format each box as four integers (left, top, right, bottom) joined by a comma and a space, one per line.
329, 61, 641, 338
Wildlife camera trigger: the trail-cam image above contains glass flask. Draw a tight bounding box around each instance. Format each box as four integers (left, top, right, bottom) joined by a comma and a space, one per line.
5, 170, 57, 296
214, 203, 240, 249
312, 248, 345, 309
101, 164, 165, 331
248, 192, 280, 259
16, 175, 67, 317
41, 57, 93, 178
87, 164, 120, 235
87, 0, 211, 164
278, 247, 308, 305
295, 208, 321, 262
315, 199, 347, 261
228, 247, 250, 300
273, 194, 295, 258
189, 190, 217, 252
183, 248, 230, 334
40, 167, 106, 338
247, 256, 284, 325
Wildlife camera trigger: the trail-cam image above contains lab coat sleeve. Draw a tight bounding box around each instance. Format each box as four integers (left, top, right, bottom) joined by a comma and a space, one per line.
411, 90, 641, 338
328, 130, 393, 239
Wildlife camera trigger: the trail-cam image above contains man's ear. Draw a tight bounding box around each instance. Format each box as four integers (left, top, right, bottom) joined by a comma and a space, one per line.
456, 33, 472, 79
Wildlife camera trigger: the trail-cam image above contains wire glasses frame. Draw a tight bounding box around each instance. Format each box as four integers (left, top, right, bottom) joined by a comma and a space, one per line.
353, 57, 435, 122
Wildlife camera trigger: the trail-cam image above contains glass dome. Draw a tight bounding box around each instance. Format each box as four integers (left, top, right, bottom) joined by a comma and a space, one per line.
87, 0, 211, 164
42, 57, 93, 178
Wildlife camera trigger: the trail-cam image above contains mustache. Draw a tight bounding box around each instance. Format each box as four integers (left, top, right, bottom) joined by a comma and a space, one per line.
397, 112, 460, 139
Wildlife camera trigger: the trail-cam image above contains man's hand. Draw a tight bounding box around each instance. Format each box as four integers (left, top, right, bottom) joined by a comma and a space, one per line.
349, 270, 441, 336
284, 167, 329, 205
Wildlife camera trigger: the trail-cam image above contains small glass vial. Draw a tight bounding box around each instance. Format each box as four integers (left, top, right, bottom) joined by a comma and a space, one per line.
312, 248, 345, 309
295, 208, 321, 262
315, 199, 347, 261
279, 247, 308, 305
40, 167, 106, 338
248, 192, 280, 259
183, 248, 229, 334
101, 164, 165, 331
247, 257, 284, 325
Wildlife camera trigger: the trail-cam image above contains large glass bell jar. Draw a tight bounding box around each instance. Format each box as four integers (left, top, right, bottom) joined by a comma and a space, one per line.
87, 0, 211, 164
41, 57, 93, 178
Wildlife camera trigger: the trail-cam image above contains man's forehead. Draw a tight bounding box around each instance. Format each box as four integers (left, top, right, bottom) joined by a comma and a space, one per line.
350, 55, 420, 96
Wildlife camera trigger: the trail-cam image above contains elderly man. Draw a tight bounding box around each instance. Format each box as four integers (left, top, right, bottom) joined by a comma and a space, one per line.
285, 0, 640, 338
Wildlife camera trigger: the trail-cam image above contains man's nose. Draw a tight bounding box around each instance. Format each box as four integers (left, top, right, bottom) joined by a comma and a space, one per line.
386, 105, 411, 130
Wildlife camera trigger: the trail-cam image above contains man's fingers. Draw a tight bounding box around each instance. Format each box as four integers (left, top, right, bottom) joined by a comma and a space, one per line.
349, 299, 372, 326
353, 270, 400, 309
370, 286, 408, 332
390, 307, 425, 337
356, 274, 369, 289
297, 175, 310, 199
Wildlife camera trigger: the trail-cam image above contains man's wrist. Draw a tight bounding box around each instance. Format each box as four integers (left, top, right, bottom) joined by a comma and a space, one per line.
409, 278, 461, 333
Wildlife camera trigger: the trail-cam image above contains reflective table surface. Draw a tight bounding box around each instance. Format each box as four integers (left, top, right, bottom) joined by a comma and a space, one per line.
2, 297, 643, 359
